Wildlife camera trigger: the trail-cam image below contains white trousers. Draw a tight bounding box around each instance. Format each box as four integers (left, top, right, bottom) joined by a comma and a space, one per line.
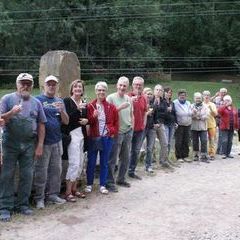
66, 127, 84, 181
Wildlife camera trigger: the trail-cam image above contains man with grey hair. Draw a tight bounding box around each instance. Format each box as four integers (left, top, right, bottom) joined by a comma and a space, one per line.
173, 89, 192, 162
106, 76, 134, 191
33, 75, 69, 209
0, 73, 46, 221
128, 76, 148, 180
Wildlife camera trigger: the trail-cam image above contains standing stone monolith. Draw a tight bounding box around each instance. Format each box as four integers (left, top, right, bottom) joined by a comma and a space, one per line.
39, 50, 80, 97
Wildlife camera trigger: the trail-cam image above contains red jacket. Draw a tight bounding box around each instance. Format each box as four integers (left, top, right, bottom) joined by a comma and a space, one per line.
87, 98, 119, 138
218, 105, 238, 130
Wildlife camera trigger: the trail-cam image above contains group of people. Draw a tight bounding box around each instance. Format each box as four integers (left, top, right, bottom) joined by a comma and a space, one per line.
0, 73, 239, 222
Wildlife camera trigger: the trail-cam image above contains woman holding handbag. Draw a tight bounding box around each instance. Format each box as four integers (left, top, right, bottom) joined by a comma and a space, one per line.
85, 82, 119, 194
62, 79, 88, 202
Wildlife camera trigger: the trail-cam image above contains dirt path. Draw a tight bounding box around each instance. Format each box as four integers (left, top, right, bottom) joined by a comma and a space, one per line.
0, 145, 240, 240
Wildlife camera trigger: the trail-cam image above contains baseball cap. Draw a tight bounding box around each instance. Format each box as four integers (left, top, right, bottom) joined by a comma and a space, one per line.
16, 73, 33, 82
45, 75, 59, 83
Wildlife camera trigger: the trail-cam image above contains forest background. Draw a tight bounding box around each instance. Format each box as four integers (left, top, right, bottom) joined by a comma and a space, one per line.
0, 0, 239, 90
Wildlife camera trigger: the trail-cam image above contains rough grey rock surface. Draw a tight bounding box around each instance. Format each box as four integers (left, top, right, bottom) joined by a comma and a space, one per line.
39, 50, 80, 97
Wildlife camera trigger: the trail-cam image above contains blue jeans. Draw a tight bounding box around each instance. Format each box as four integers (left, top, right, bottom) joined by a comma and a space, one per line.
164, 124, 175, 154
221, 129, 234, 156
128, 130, 144, 174
87, 136, 113, 186
143, 128, 156, 169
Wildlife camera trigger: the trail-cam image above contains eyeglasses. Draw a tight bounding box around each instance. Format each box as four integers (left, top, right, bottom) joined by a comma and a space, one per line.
46, 83, 57, 87
20, 81, 32, 87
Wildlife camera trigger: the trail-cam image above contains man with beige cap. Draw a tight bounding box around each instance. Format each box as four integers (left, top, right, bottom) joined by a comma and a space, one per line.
0, 73, 46, 221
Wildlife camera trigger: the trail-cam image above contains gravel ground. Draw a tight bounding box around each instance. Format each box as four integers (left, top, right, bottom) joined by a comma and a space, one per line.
0, 144, 240, 240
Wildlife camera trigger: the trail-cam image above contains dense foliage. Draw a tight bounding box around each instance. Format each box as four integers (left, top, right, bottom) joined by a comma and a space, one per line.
0, 0, 239, 85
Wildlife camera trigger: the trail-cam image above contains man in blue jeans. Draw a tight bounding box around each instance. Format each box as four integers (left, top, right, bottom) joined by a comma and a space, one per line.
0, 73, 46, 222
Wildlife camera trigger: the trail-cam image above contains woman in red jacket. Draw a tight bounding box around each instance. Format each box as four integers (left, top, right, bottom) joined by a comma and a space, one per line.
85, 82, 119, 194
218, 95, 238, 159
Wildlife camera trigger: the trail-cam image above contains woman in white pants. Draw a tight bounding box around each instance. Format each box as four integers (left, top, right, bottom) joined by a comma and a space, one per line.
62, 80, 88, 202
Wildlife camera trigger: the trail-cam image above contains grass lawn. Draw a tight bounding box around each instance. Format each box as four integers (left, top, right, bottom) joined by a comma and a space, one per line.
0, 80, 239, 107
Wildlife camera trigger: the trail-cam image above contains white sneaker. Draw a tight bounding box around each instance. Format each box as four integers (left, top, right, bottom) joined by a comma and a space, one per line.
177, 158, 184, 163
146, 167, 154, 173
36, 200, 45, 209
99, 186, 108, 194
85, 185, 92, 193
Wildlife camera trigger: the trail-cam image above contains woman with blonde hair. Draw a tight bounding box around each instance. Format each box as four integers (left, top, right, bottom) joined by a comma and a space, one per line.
62, 79, 88, 202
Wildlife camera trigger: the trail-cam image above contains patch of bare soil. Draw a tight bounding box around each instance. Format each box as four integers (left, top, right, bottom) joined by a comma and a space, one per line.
0, 144, 240, 240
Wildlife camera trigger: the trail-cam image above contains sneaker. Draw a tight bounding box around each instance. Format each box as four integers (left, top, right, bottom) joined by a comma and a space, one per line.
177, 158, 184, 163
47, 195, 66, 205
128, 173, 142, 180
227, 155, 234, 158
201, 156, 210, 163
36, 200, 45, 209
146, 167, 154, 174
16, 206, 33, 216
183, 158, 192, 163
209, 156, 215, 161
161, 161, 172, 168
116, 181, 131, 188
106, 184, 118, 192
99, 186, 108, 194
193, 155, 199, 161
222, 155, 227, 159
0, 209, 11, 222
85, 185, 93, 193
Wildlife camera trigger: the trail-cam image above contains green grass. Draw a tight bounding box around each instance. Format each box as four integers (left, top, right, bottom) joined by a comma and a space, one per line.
0, 81, 239, 107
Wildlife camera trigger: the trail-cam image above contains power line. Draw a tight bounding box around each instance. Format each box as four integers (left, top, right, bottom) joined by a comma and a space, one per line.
0, 56, 238, 59
0, 66, 238, 72
1, 10, 239, 25
3, 1, 240, 14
